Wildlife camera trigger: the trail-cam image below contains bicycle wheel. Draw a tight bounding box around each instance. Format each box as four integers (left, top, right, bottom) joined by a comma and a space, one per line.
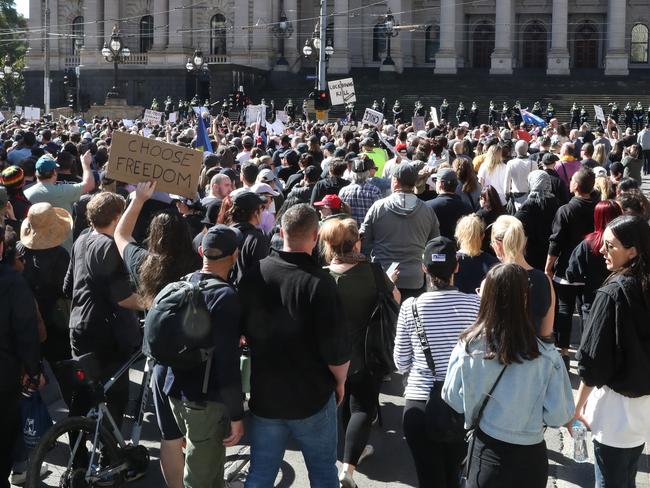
26, 416, 125, 488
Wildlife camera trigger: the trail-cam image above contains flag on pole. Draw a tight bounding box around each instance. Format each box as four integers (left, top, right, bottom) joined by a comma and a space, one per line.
520, 109, 547, 128
196, 114, 211, 152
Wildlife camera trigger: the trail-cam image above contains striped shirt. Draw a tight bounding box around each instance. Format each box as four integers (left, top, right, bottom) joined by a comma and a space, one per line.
394, 291, 480, 401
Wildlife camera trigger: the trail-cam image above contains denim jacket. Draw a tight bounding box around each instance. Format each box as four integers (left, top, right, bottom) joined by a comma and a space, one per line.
442, 338, 574, 445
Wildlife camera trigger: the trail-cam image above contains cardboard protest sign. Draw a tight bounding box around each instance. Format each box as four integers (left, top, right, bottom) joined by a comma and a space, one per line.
267, 119, 285, 136
276, 110, 289, 123
168, 112, 178, 123
24, 107, 41, 121
122, 119, 135, 128
328, 78, 356, 106
594, 105, 606, 122
430, 107, 440, 126
362, 108, 384, 128
412, 116, 425, 131
15, 106, 22, 116
192, 106, 209, 116
106, 131, 202, 199
246, 105, 267, 128
143, 109, 163, 126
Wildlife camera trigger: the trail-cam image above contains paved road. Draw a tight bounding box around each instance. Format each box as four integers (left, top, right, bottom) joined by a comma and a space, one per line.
17, 173, 650, 488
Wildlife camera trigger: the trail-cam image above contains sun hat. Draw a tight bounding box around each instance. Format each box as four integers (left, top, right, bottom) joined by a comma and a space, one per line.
20, 202, 73, 250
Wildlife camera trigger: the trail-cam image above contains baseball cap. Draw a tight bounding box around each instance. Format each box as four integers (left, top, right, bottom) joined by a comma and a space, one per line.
282, 149, 300, 166
352, 157, 374, 173
233, 190, 267, 212
323, 142, 336, 153
296, 142, 309, 154
422, 236, 458, 278
344, 152, 357, 162
361, 137, 375, 148
257, 168, 276, 183
313, 194, 343, 209
251, 182, 280, 197
82, 131, 93, 140
201, 224, 243, 260
541, 153, 559, 165
392, 163, 418, 187
304, 165, 322, 182
437, 168, 458, 185
593, 166, 607, 177
1, 165, 24, 189
35, 155, 58, 174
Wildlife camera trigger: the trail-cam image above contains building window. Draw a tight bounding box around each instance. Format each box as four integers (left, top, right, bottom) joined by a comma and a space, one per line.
72, 16, 84, 53
327, 22, 334, 48
140, 15, 154, 53
425, 25, 439, 62
211, 14, 227, 55
373, 22, 386, 61
631, 24, 649, 63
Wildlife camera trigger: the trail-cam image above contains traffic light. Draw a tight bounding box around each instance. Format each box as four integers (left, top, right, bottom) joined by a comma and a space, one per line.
63, 75, 69, 88
314, 90, 330, 111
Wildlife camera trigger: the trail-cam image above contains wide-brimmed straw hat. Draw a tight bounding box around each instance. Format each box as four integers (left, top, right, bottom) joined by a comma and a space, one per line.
20, 202, 73, 250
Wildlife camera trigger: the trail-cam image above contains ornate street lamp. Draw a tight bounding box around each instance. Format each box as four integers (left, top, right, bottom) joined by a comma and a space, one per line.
271, 11, 294, 65
101, 25, 130, 99
186, 49, 209, 99
382, 8, 399, 66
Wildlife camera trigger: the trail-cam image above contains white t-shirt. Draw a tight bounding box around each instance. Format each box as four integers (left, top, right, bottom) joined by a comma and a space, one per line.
478, 162, 508, 204
585, 386, 650, 448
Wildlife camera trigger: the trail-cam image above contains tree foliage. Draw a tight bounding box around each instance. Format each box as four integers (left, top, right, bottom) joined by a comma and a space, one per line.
0, 1, 26, 105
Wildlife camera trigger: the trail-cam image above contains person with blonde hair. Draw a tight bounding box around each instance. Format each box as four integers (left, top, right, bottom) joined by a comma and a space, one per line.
592, 143, 608, 168
477, 144, 508, 205
594, 175, 613, 200
490, 215, 555, 339
319, 218, 399, 487
454, 214, 499, 294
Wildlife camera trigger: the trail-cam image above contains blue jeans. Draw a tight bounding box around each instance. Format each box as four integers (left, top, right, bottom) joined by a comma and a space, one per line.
593, 440, 645, 488
245, 395, 338, 488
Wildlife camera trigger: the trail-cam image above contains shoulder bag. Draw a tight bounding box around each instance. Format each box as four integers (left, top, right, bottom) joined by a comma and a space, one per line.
411, 298, 466, 443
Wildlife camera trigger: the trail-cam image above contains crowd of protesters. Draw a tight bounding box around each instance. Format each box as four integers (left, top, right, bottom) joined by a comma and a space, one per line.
1, 99, 649, 488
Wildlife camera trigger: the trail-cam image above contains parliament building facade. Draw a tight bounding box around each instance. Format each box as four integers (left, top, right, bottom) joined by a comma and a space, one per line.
24, 0, 650, 107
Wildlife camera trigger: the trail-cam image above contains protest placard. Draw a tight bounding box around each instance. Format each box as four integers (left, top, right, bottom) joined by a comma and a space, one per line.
430, 107, 440, 126
122, 119, 135, 128
106, 131, 202, 198
267, 119, 286, 136
246, 105, 267, 127
0, 112, 5, 123
276, 110, 289, 123
594, 105, 606, 123
24, 107, 41, 121
192, 106, 209, 116
328, 78, 356, 106
362, 108, 384, 127
412, 116, 425, 131
168, 112, 178, 123
15, 106, 22, 116
143, 109, 163, 126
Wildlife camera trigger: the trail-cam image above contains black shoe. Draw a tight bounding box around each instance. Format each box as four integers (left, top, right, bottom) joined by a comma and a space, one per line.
562, 354, 570, 372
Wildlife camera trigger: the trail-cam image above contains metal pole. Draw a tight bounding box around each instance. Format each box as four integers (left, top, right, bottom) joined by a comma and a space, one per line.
76, 65, 81, 114
113, 59, 118, 95
195, 74, 199, 99
44, 0, 51, 113
317, 0, 327, 91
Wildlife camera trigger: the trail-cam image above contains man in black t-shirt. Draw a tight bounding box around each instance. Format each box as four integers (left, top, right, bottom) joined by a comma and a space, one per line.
239, 204, 350, 487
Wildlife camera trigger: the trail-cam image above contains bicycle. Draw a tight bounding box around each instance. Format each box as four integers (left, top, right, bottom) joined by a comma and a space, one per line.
26, 350, 153, 487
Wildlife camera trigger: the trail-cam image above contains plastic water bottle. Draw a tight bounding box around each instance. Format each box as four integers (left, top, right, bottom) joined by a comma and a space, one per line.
572, 420, 588, 462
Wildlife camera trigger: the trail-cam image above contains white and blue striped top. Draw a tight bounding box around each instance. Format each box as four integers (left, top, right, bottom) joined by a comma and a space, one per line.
394, 291, 480, 401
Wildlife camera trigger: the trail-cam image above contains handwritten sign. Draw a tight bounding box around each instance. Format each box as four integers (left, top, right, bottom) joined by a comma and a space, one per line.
246, 105, 266, 127
106, 131, 202, 199
594, 105, 606, 123
362, 108, 384, 128
412, 116, 425, 132
328, 78, 356, 106
192, 106, 209, 116
122, 119, 135, 128
430, 107, 440, 127
168, 112, 178, 123
15, 106, 22, 116
276, 110, 289, 123
24, 107, 41, 121
143, 109, 163, 126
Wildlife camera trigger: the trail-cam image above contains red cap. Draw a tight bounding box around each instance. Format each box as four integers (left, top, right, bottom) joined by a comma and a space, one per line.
395, 143, 407, 152
313, 194, 342, 209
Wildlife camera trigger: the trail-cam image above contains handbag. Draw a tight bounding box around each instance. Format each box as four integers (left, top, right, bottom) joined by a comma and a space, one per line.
411, 298, 466, 443
21, 391, 53, 450
458, 364, 508, 488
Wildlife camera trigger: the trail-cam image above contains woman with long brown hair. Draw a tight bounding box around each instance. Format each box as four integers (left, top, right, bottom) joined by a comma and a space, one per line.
443, 263, 574, 488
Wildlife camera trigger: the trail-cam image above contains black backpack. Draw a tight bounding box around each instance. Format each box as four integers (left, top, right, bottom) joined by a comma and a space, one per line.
143, 276, 228, 383
364, 263, 400, 377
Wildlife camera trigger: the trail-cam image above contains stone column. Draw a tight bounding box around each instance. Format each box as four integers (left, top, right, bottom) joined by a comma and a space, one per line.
231, 0, 250, 64
49, 0, 59, 57
604, 0, 628, 75
168, 0, 191, 51
490, 0, 513, 74
546, 0, 570, 75
328, 0, 350, 74
26, 0, 43, 69
104, 1, 119, 31
81, 0, 101, 53
434, 0, 457, 74
283, 0, 300, 72
251, 0, 271, 69
152, 0, 169, 50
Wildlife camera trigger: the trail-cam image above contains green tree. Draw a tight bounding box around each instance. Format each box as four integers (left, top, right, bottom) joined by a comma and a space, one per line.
0, 1, 26, 105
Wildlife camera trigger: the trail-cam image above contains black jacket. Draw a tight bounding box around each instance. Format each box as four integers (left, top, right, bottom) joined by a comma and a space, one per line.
425, 193, 472, 239
566, 239, 609, 313
543, 169, 571, 205
577, 275, 650, 398
0, 263, 40, 393
231, 222, 271, 286
310, 176, 350, 206
548, 196, 597, 280
515, 196, 560, 270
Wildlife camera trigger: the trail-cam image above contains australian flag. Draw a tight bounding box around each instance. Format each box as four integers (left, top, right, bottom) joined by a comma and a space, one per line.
520, 109, 547, 128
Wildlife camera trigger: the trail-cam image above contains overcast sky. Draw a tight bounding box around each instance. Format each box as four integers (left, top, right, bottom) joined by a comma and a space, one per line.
16, 0, 29, 18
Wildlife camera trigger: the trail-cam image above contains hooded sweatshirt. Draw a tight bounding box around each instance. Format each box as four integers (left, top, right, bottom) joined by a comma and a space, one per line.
360, 192, 440, 289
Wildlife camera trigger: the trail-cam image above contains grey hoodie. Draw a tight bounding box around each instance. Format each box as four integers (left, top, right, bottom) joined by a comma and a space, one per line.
361, 192, 440, 290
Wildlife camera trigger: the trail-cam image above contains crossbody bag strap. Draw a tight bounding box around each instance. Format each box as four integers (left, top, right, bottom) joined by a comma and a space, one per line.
470, 364, 508, 430
411, 298, 436, 376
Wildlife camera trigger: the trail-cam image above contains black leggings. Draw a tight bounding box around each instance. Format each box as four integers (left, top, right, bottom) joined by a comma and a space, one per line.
339, 371, 381, 465
465, 429, 547, 488
403, 399, 466, 488
553, 282, 582, 349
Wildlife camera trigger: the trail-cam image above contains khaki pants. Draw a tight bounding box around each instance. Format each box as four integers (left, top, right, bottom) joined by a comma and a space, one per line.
169, 398, 229, 488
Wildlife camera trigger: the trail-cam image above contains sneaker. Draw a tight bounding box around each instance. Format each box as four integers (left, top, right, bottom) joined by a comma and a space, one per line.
339, 470, 357, 488
11, 464, 49, 485
357, 444, 375, 465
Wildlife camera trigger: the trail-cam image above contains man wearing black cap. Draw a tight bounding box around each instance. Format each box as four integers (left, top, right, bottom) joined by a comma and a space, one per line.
310, 158, 350, 205
277, 149, 300, 184
361, 163, 440, 300
238, 204, 349, 487
425, 169, 472, 239
541, 153, 570, 205
167, 225, 244, 488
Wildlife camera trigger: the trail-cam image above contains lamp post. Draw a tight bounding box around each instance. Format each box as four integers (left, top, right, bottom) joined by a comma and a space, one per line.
382, 8, 399, 66
101, 25, 130, 100
270, 11, 294, 66
186, 49, 208, 99
302, 23, 334, 90
0, 55, 21, 107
